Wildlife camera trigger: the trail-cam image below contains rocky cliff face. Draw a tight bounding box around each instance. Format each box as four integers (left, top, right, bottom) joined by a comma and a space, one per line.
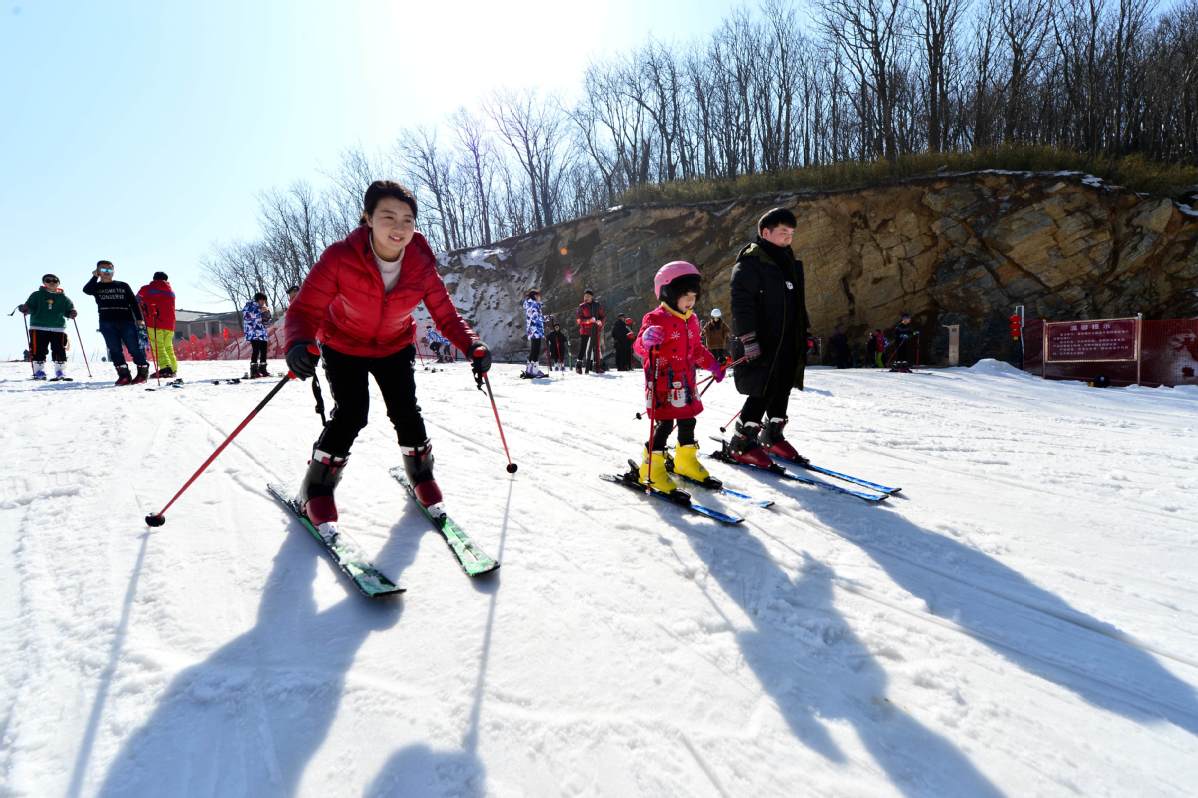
434, 172, 1198, 365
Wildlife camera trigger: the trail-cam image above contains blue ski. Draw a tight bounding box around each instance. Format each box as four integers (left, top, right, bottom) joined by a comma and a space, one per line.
600, 468, 745, 525
707, 441, 889, 503
795, 462, 901, 495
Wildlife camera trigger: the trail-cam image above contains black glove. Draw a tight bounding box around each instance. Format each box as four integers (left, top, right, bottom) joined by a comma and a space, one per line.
18, 304, 28, 315
286, 342, 320, 379
739, 332, 762, 361
470, 342, 492, 375
67, 309, 77, 319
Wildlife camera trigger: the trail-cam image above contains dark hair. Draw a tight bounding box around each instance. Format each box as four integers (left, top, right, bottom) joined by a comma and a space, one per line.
360, 180, 418, 225
153, 271, 168, 281
42, 273, 59, 283
96, 260, 113, 268
253, 292, 267, 302
758, 207, 797, 232
583, 288, 594, 296
660, 273, 702, 311
287, 285, 300, 294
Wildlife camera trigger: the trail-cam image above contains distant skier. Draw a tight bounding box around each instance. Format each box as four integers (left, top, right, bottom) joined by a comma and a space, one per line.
137, 271, 178, 378
19, 274, 76, 380
522, 289, 547, 378
284, 180, 491, 525
547, 322, 568, 371
83, 260, 149, 385
611, 313, 635, 371
575, 289, 605, 373
891, 312, 917, 365
702, 308, 730, 363
242, 293, 273, 378
867, 329, 887, 368
828, 326, 852, 368
632, 261, 725, 493
727, 207, 810, 467
427, 328, 451, 362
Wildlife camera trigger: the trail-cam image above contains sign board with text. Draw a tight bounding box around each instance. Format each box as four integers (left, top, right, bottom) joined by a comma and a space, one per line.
1044, 318, 1138, 363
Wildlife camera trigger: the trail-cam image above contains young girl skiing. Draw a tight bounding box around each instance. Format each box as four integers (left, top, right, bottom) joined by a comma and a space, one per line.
284, 180, 491, 526
632, 261, 725, 492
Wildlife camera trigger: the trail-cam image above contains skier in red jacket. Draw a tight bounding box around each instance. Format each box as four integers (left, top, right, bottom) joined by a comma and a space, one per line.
632, 261, 725, 493
284, 181, 492, 525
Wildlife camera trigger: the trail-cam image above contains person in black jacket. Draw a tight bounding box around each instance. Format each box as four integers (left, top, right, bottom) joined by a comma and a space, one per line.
727, 207, 810, 466
610, 313, 635, 370
891, 312, 916, 365
547, 322, 569, 371
83, 260, 149, 385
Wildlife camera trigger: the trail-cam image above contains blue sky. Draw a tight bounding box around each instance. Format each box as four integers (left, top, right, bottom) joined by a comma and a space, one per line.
1, 0, 740, 358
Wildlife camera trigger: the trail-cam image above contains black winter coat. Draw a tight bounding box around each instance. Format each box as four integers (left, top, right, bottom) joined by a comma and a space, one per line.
729, 237, 809, 396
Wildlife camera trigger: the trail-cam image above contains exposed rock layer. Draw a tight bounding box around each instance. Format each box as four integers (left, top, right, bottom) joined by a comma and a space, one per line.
438, 172, 1198, 364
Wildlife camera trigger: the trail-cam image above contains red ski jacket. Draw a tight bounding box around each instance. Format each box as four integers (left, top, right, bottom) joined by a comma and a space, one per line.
285, 227, 477, 358
136, 279, 176, 330
633, 304, 720, 421
576, 300, 605, 335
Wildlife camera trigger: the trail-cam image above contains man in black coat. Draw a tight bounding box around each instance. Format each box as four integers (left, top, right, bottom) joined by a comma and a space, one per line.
727, 207, 810, 466
610, 314, 635, 370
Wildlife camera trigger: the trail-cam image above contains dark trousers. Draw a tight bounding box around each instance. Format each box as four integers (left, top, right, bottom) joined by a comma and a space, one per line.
651, 417, 696, 449
615, 342, 633, 371
249, 339, 268, 364
740, 350, 795, 425
99, 320, 147, 367
30, 330, 67, 362
315, 345, 427, 456
529, 337, 542, 363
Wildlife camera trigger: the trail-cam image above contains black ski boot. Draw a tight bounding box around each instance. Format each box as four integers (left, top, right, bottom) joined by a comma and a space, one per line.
114, 365, 132, 386
728, 421, 773, 468
761, 417, 809, 466
401, 440, 442, 508
131, 364, 149, 385
299, 449, 349, 526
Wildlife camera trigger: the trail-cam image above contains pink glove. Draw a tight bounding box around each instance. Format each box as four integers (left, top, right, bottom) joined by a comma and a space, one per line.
642, 325, 665, 347
710, 359, 726, 383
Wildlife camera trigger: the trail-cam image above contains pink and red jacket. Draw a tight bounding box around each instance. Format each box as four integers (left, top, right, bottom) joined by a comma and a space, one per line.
633, 304, 720, 421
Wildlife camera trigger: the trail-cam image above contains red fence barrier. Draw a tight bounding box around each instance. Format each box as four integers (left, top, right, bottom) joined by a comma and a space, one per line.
1022, 317, 1198, 387
176, 321, 461, 363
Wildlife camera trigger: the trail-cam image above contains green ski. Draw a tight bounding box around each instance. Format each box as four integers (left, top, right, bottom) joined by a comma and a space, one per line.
389, 467, 500, 577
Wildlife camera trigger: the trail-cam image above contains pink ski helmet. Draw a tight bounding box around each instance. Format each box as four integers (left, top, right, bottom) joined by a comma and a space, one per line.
654, 261, 701, 302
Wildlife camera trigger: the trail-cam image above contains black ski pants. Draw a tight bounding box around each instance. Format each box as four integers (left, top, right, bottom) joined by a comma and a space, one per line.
315, 345, 428, 456
30, 329, 67, 363
528, 336, 542, 363
651, 417, 696, 450
249, 339, 268, 364
740, 348, 796, 426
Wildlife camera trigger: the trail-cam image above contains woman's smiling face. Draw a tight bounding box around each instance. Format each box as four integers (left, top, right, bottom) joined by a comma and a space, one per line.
368, 197, 416, 260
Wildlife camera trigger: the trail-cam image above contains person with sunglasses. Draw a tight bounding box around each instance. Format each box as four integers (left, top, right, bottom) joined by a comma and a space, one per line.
83, 260, 150, 385
18, 274, 77, 380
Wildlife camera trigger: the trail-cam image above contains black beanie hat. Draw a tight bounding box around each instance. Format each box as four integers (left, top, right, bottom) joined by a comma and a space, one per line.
42, 273, 59, 283
154, 271, 169, 281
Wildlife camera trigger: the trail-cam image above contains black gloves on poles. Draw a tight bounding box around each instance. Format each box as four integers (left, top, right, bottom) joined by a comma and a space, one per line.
286, 342, 320, 379
470, 342, 492, 375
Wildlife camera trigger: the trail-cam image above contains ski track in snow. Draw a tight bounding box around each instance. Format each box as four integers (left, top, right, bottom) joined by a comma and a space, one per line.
1, 359, 1197, 797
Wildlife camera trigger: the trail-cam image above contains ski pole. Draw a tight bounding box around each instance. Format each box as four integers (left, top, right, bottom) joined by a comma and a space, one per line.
149, 310, 161, 385
14, 307, 34, 377
645, 347, 660, 492
697, 355, 747, 397
475, 371, 517, 473
145, 369, 298, 526
718, 409, 741, 434
71, 317, 93, 377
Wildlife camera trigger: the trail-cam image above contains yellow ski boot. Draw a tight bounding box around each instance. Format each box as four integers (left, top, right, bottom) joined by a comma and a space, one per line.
672, 443, 712, 484
639, 448, 678, 493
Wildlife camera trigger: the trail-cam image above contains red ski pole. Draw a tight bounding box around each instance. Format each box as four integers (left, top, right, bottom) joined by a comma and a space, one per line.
718, 409, 741, 434
144, 358, 305, 526
644, 347, 660, 492
477, 371, 517, 474
697, 355, 746, 397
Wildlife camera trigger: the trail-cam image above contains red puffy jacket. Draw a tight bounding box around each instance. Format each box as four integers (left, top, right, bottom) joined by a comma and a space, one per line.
136, 279, 176, 330
286, 227, 477, 357
633, 304, 719, 421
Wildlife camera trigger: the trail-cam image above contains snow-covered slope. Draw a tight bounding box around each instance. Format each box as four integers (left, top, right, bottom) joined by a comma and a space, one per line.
2, 360, 1196, 796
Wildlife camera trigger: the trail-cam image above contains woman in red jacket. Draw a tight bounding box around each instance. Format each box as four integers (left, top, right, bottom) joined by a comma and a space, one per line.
632, 261, 725, 493
285, 181, 492, 525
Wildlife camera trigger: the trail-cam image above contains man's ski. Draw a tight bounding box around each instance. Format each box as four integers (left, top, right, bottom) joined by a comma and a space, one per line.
600, 462, 745, 524
793, 461, 901, 495
267, 483, 405, 597
389, 467, 499, 577
708, 440, 888, 503
762, 451, 901, 495
145, 378, 185, 391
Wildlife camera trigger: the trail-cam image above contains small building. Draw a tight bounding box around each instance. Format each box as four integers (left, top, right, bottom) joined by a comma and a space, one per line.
174, 309, 243, 341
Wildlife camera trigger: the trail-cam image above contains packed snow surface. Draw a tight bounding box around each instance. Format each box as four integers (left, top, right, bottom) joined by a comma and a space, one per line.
2, 359, 1196, 797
